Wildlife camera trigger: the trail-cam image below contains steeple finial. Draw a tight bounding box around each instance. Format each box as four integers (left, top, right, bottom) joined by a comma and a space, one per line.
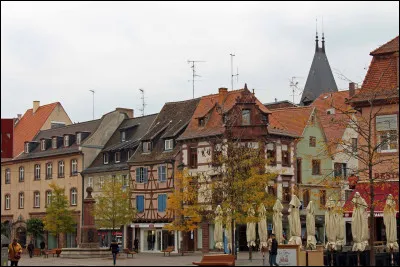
315, 17, 319, 52
321, 16, 325, 52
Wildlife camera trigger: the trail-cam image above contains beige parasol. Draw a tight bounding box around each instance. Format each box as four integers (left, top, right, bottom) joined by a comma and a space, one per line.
335, 201, 345, 250
306, 201, 316, 250
225, 208, 232, 251
214, 205, 224, 250
325, 197, 337, 250
258, 203, 268, 249
383, 194, 398, 250
246, 207, 256, 247
351, 192, 368, 252
272, 199, 284, 245
288, 194, 302, 246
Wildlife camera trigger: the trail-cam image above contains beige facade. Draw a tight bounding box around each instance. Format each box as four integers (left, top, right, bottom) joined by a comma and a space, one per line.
40, 104, 73, 131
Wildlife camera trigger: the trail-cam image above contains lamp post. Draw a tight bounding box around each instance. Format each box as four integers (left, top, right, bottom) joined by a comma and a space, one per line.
177, 163, 185, 256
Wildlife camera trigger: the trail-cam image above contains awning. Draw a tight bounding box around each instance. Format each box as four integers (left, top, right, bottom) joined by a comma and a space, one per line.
343, 181, 399, 217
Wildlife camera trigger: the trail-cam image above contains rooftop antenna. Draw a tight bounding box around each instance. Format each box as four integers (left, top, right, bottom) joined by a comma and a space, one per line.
230, 53, 239, 90
139, 89, 146, 116
187, 60, 205, 98
289, 77, 303, 103
89, 90, 95, 120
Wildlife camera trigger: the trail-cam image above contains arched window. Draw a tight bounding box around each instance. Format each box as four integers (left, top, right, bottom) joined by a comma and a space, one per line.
71, 159, 78, 175
70, 188, 77, 206
19, 192, 24, 209
46, 162, 53, 179
19, 167, 24, 182
58, 161, 65, 178
46, 190, 52, 206
5, 169, 11, 184
5, 194, 11, 210
34, 191, 40, 208
34, 164, 41, 180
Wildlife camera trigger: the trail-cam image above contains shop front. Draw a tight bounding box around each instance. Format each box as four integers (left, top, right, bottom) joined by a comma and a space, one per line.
97, 229, 123, 248
132, 223, 177, 253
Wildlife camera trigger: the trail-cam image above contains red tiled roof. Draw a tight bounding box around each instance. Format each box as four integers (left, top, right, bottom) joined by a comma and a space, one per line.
269, 106, 314, 137
370, 36, 399, 56
13, 102, 59, 157
343, 181, 399, 214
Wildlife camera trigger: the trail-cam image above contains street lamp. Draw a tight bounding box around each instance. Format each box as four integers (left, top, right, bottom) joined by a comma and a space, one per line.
177, 163, 185, 255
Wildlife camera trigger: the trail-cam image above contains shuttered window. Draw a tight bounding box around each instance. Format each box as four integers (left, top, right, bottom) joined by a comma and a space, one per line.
158, 166, 166, 182
158, 194, 167, 212
136, 195, 144, 213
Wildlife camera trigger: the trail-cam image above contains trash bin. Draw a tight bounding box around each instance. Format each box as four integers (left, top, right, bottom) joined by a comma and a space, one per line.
1, 235, 10, 266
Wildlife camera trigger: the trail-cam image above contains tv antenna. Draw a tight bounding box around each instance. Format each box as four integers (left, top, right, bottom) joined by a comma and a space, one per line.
139, 89, 146, 116
230, 53, 239, 90
289, 77, 303, 103
187, 60, 205, 98
89, 89, 95, 120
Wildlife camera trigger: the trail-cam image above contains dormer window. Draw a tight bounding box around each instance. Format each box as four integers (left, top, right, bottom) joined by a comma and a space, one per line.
115, 152, 121, 163
103, 153, 109, 164
76, 133, 82, 145
199, 118, 205, 127
261, 114, 268, 124
64, 135, 69, 147
242, 109, 251, 126
52, 138, 57, 149
165, 139, 173, 151
25, 143, 29, 153
121, 131, 126, 142
326, 108, 335, 115
143, 142, 152, 153
41, 140, 46, 151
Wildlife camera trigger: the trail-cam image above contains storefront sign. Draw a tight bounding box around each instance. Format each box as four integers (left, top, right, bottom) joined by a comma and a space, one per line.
112, 231, 122, 236
374, 172, 399, 179
149, 224, 154, 229
277, 247, 297, 266
131, 223, 167, 228
344, 212, 385, 217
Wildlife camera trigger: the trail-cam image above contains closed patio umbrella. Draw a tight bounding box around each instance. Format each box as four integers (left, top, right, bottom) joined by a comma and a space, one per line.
351, 192, 368, 252
335, 201, 345, 250
325, 197, 337, 250
272, 199, 283, 245
306, 201, 316, 250
214, 205, 224, 250
258, 203, 268, 249
246, 207, 256, 247
383, 194, 398, 250
288, 194, 302, 246
225, 208, 232, 251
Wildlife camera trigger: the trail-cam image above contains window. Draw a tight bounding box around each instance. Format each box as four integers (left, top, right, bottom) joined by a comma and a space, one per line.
115, 152, 121, 163
58, 161, 65, 178
52, 138, 57, 149
198, 118, 205, 127
76, 133, 82, 145
261, 114, 268, 124
320, 190, 326, 207
5, 169, 10, 184
267, 185, 276, 197
158, 166, 166, 182
143, 142, 151, 153
334, 163, 347, 179
99, 177, 104, 188
136, 167, 148, 183
122, 175, 129, 187
34, 164, 41, 180
165, 139, 173, 151
19, 166, 24, 182
283, 186, 291, 202
46, 163, 53, 179
19, 192, 24, 209
310, 114, 316, 124
376, 114, 398, 153
71, 188, 77, 206
352, 138, 358, 153
326, 108, 335, 115
158, 194, 167, 212
5, 194, 10, 210
103, 153, 109, 164
34, 191, 40, 208
189, 146, 198, 168
242, 109, 251, 126
296, 158, 302, 184
71, 159, 78, 175
136, 195, 144, 213
88, 177, 93, 188
309, 136, 316, 147
281, 144, 291, 167
266, 143, 276, 166
312, 160, 321, 175
46, 190, 52, 206
303, 190, 310, 208
64, 135, 69, 147
41, 140, 46, 151
25, 143, 29, 153
121, 131, 126, 142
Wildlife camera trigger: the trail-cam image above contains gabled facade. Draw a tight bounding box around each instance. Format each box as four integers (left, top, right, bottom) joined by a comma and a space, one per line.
128, 98, 200, 253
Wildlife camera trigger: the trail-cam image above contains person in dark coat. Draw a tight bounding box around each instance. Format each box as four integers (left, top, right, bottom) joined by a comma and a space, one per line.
27, 241, 34, 258
40, 241, 46, 255
270, 234, 279, 266
109, 239, 119, 266
134, 238, 139, 252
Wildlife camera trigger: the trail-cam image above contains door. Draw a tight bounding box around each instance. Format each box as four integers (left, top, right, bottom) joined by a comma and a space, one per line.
156, 230, 162, 251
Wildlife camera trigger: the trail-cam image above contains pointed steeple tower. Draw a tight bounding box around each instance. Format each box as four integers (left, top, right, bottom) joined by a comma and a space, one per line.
300, 30, 338, 106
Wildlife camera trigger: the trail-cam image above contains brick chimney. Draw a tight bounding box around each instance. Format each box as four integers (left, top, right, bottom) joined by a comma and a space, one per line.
218, 87, 228, 104
115, 108, 134, 118
33, 101, 40, 114
349, 82, 356, 98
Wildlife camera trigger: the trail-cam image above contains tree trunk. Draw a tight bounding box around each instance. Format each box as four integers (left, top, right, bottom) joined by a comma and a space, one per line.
369, 163, 375, 266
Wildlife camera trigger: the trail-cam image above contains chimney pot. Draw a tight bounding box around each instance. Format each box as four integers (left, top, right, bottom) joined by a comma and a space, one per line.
115, 108, 134, 118
218, 87, 228, 104
349, 82, 356, 98
33, 101, 40, 114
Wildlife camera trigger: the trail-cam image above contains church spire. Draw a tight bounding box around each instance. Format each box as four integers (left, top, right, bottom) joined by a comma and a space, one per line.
315, 18, 319, 52
321, 17, 325, 53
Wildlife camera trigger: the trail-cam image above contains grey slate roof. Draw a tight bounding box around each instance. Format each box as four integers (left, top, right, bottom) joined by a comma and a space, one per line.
300, 36, 338, 106
83, 113, 158, 174
15, 119, 101, 160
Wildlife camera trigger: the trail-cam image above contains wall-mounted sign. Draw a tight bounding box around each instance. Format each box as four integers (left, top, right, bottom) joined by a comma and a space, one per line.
277, 246, 298, 266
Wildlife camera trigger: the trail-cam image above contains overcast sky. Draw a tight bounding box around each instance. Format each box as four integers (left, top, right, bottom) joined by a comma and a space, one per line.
1, 1, 399, 123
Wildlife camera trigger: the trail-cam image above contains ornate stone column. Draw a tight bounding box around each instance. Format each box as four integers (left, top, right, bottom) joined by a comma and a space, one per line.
80, 187, 99, 248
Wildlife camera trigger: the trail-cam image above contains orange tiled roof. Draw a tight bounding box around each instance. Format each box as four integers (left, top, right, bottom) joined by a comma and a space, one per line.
370, 36, 399, 56
269, 106, 314, 137
13, 102, 59, 157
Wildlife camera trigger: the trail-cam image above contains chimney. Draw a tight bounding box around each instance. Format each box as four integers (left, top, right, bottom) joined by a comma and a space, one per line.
115, 108, 134, 118
218, 87, 228, 104
17, 114, 22, 120
349, 82, 356, 98
33, 101, 40, 114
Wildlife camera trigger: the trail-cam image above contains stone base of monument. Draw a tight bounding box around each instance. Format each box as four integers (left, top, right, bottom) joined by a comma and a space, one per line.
61, 247, 111, 258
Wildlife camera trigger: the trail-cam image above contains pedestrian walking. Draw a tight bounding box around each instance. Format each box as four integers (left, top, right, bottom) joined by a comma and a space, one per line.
267, 235, 273, 266
109, 239, 120, 266
8, 239, 23, 266
39, 240, 46, 255
27, 241, 34, 258
270, 234, 279, 266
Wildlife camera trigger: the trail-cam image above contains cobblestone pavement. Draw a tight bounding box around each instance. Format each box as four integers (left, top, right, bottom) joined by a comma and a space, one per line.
16, 251, 269, 266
